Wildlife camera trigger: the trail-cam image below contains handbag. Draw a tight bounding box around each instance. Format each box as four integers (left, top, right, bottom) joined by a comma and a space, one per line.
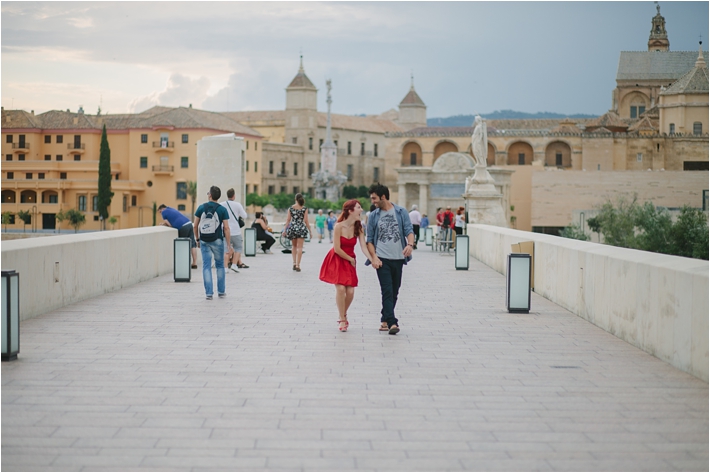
226, 201, 246, 228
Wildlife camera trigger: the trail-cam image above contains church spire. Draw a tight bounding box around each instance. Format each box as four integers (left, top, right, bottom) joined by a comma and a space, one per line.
696, 40, 706, 68
648, 2, 670, 51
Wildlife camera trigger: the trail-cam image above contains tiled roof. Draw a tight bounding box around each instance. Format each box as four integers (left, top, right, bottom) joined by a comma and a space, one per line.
399, 87, 425, 106
318, 113, 403, 133
1, 110, 43, 129
616, 51, 708, 81
221, 111, 286, 124
2, 106, 262, 137
627, 116, 658, 132
550, 120, 583, 134
584, 111, 630, 132
660, 58, 708, 95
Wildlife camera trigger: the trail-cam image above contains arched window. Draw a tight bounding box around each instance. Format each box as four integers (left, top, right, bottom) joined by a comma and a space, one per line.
401, 142, 423, 166
433, 141, 458, 161
507, 142, 534, 165
20, 190, 37, 204
545, 141, 572, 168
2, 190, 16, 203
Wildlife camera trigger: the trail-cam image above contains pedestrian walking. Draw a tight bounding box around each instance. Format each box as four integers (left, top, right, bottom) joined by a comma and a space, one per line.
220, 188, 249, 272
409, 204, 422, 250
314, 209, 327, 243
366, 183, 414, 335
326, 211, 336, 243
319, 199, 374, 332
194, 186, 231, 300
283, 193, 311, 271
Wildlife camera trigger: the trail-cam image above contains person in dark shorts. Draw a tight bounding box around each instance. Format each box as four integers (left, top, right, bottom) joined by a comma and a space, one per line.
159, 204, 197, 268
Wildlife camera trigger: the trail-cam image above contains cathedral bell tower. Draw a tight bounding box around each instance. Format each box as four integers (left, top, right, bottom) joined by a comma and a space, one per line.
648, 3, 670, 52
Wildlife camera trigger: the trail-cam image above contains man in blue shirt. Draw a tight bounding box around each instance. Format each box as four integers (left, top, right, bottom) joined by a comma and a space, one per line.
159, 204, 197, 269
366, 184, 414, 335
194, 186, 231, 300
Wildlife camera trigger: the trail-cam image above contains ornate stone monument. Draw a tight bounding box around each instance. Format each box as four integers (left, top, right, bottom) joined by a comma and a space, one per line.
312, 80, 346, 202
463, 116, 507, 226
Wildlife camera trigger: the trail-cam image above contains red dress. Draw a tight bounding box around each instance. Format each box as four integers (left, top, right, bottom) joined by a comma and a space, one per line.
319, 236, 358, 287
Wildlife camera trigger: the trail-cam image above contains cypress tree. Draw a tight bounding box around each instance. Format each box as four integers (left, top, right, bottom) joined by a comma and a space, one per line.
97, 124, 114, 228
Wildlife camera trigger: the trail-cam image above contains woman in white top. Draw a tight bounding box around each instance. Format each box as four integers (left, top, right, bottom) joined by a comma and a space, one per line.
454, 206, 466, 236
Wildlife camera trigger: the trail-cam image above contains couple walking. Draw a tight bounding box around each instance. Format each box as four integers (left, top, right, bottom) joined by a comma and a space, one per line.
319, 184, 414, 335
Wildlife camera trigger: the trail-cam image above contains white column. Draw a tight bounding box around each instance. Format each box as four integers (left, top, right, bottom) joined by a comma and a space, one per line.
419, 183, 428, 217
398, 184, 407, 207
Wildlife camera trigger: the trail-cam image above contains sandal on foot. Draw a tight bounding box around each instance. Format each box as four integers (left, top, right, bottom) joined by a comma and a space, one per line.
338, 319, 348, 332
379, 322, 389, 332
388, 325, 400, 335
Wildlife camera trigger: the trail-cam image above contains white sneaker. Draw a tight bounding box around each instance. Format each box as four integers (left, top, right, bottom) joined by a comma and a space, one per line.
230, 266, 239, 273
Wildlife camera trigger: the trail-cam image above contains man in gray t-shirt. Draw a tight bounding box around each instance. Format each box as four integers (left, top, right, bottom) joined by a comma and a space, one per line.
366, 184, 415, 335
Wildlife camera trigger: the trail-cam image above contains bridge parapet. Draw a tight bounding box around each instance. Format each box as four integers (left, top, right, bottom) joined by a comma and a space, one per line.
469, 224, 709, 382
1, 227, 175, 321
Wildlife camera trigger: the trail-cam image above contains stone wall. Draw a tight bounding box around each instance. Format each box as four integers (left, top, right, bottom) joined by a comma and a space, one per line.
468, 224, 709, 381
1, 227, 175, 321
531, 170, 708, 228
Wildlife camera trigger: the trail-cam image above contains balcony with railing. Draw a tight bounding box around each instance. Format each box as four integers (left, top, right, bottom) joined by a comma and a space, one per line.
152, 164, 174, 175
276, 172, 288, 178
12, 143, 29, 151
153, 141, 175, 151
67, 143, 85, 154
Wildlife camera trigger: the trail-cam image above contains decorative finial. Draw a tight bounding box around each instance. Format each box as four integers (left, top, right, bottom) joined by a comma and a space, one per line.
299, 50, 304, 72
655, 2, 660, 14
410, 71, 414, 90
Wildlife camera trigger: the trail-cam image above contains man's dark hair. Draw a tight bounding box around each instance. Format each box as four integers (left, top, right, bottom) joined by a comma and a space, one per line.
255, 211, 263, 218
227, 188, 235, 199
368, 183, 389, 200
158, 204, 167, 211
209, 186, 221, 201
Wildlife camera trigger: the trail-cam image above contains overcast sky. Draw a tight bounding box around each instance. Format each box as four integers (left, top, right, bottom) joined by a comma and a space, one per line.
2, 1, 708, 118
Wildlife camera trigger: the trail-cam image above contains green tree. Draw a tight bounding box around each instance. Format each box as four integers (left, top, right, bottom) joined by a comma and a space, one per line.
16, 210, 31, 233
357, 185, 369, 198
634, 202, 672, 254
594, 194, 640, 248
1, 211, 13, 232
559, 223, 589, 241
668, 206, 709, 260
271, 193, 294, 210
55, 209, 66, 234
342, 185, 358, 199
586, 215, 601, 241
64, 209, 86, 233
187, 180, 197, 217
97, 124, 114, 229
108, 216, 118, 230
246, 193, 269, 207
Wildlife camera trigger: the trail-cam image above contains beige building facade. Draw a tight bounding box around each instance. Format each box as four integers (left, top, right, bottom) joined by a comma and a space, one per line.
2, 106, 262, 231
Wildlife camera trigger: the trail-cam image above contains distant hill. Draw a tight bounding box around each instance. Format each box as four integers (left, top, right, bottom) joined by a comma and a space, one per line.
428, 110, 598, 127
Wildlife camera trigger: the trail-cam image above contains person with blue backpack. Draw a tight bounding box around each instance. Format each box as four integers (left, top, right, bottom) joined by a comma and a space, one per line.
194, 186, 231, 300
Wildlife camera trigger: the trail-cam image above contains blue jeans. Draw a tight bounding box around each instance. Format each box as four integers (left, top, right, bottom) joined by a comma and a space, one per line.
200, 239, 225, 296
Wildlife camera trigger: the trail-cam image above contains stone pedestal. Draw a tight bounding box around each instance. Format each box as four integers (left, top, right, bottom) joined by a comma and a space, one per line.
196, 133, 245, 204
464, 165, 507, 227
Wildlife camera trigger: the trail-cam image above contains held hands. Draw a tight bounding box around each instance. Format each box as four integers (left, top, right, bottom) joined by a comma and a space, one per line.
371, 257, 383, 269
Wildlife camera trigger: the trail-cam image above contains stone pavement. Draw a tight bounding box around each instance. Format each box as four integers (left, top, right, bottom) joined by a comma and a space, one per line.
2, 237, 708, 471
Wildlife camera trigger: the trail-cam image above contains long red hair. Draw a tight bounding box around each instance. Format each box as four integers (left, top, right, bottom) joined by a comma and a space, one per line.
337, 199, 363, 237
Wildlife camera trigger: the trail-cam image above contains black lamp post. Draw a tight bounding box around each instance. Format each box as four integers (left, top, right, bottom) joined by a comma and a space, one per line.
2, 270, 20, 361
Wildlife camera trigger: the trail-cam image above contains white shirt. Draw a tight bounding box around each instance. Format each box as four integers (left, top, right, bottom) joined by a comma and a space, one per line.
455, 214, 465, 228
220, 200, 247, 236
409, 210, 422, 225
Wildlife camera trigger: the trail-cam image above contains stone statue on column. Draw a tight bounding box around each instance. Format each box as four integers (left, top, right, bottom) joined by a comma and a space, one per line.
312, 79, 346, 202
463, 115, 507, 227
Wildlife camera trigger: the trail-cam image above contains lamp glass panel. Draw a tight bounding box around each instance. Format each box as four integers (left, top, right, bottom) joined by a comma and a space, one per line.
419, 227, 426, 241
455, 235, 469, 269
509, 256, 530, 309
174, 239, 190, 280
244, 228, 256, 256
10, 275, 18, 352
425, 227, 433, 245
1, 277, 7, 353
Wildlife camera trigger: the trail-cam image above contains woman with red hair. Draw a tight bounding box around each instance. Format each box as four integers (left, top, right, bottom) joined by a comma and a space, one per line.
319, 199, 374, 332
